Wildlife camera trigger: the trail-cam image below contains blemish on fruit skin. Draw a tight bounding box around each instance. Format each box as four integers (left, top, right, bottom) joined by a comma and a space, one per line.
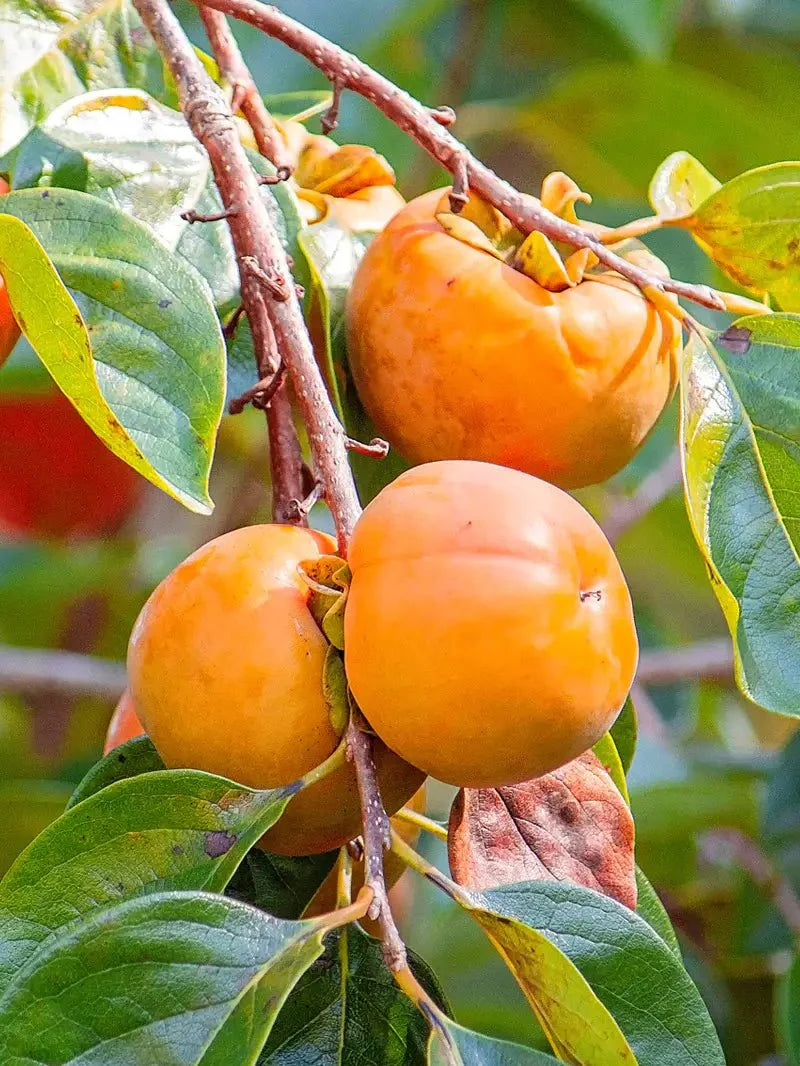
204, 830, 237, 858
579, 589, 602, 603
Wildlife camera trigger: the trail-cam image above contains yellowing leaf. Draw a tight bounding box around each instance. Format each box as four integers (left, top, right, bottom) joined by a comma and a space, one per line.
648, 151, 721, 219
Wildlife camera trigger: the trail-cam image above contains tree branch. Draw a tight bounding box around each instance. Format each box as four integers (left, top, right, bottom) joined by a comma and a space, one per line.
133, 0, 360, 551
637, 639, 733, 686
190, 0, 754, 316
0, 646, 126, 699
603, 449, 682, 545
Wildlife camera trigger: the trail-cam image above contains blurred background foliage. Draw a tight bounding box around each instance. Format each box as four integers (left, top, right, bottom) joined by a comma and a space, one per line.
2, 1, 800, 1063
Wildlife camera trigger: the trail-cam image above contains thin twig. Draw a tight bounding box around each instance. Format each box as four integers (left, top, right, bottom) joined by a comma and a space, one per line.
191, 0, 757, 315
134, 0, 361, 550
346, 716, 407, 971
603, 449, 682, 545
199, 6, 292, 172
0, 646, 127, 699
637, 639, 734, 686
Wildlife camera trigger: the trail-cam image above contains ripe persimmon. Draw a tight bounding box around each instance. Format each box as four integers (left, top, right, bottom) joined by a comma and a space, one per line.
127, 524, 424, 855
346, 183, 681, 489
103, 689, 146, 755
0, 177, 20, 366
0, 387, 143, 539
344, 460, 638, 788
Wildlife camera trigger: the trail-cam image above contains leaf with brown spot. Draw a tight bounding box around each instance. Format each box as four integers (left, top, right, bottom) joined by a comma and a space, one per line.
447, 751, 636, 909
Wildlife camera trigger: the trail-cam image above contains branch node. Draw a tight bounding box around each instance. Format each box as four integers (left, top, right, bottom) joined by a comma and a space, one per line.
448, 155, 469, 213
430, 105, 456, 126
345, 435, 390, 459
286, 481, 324, 521
230, 80, 248, 114
228, 361, 286, 415
181, 206, 238, 224
240, 255, 290, 301
222, 303, 245, 340
259, 165, 293, 185
321, 77, 344, 134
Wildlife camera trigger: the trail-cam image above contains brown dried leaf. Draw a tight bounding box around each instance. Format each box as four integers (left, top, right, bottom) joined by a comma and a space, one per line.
448, 751, 636, 909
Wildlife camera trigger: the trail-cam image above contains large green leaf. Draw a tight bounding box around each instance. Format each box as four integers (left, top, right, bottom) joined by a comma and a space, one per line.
261, 924, 448, 1065
0, 769, 293, 995
680, 315, 800, 715
450, 893, 636, 1064
428, 1019, 560, 1065
609, 697, 637, 776
687, 163, 800, 309
0, 0, 157, 156
0, 188, 225, 512
66, 735, 165, 810
479, 882, 724, 1065
0, 890, 332, 1065
634, 867, 680, 957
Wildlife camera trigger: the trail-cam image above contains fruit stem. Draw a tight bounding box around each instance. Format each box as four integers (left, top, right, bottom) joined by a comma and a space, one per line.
394, 806, 449, 843
187, 0, 760, 318
346, 714, 408, 972
596, 215, 665, 244
315, 884, 374, 932
132, 0, 362, 552
296, 732, 348, 791
336, 846, 353, 909
393, 963, 458, 1059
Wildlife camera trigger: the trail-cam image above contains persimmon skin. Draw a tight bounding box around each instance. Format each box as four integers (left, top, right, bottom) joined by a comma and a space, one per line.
0, 388, 143, 539
346, 188, 681, 489
344, 461, 638, 788
103, 690, 146, 755
0, 177, 20, 367
127, 525, 424, 855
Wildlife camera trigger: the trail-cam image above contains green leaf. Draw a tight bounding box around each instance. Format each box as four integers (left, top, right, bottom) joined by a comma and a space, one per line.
610, 696, 637, 775
66, 735, 164, 810
687, 163, 800, 308
648, 151, 721, 219
480, 882, 724, 1065
568, 0, 681, 58
226, 848, 337, 920
454, 893, 636, 1064
680, 315, 800, 715
263, 90, 333, 123
0, 188, 225, 512
0, 890, 331, 1065
763, 731, 800, 891
634, 867, 680, 957
0, 781, 71, 877
0, 769, 293, 995
428, 1019, 560, 1065
777, 952, 800, 1066
261, 924, 448, 1065
590, 732, 629, 803
0, 0, 183, 156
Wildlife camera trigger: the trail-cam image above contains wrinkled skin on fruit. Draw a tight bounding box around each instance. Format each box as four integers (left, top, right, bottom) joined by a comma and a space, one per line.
127, 525, 424, 855
103, 689, 145, 755
0, 177, 20, 367
0, 388, 143, 539
303, 784, 426, 926
344, 461, 638, 788
346, 187, 682, 489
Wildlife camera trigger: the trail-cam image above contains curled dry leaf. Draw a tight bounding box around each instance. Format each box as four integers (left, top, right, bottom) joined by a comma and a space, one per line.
448, 751, 636, 909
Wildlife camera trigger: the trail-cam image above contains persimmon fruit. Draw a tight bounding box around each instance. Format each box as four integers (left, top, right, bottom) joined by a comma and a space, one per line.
346, 185, 682, 489
0, 177, 20, 366
103, 689, 146, 755
127, 524, 425, 855
344, 460, 638, 788
0, 387, 143, 539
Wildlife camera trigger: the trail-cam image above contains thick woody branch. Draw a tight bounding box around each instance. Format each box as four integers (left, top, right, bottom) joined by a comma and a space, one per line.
346, 715, 407, 971
194, 0, 738, 315
133, 0, 360, 550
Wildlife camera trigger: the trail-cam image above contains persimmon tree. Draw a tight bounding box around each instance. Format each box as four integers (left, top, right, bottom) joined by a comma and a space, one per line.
0, 2, 800, 1064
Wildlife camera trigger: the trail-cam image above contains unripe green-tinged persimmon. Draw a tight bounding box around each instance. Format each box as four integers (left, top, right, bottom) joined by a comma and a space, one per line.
127, 524, 424, 855
103, 689, 145, 755
346, 184, 682, 489
0, 388, 143, 539
0, 177, 20, 367
344, 461, 638, 788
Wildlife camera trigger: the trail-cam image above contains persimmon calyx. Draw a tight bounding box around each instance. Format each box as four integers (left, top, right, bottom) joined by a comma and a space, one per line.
299, 554, 351, 650
433, 171, 605, 290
